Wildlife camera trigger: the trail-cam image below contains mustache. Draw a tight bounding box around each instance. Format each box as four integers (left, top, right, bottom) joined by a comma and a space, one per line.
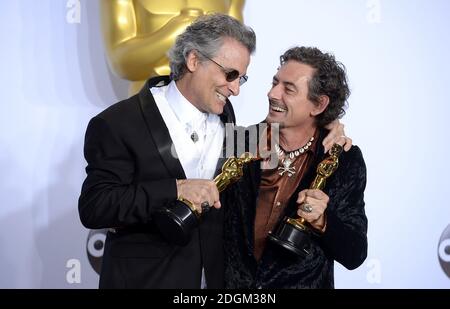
269, 99, 287, 110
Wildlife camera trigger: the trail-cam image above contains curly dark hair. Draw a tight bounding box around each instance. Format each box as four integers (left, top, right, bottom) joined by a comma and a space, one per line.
280, 46, 350, 127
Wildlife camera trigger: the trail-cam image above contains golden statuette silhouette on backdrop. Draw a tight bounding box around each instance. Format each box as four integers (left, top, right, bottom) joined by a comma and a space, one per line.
100, 0, 246, 95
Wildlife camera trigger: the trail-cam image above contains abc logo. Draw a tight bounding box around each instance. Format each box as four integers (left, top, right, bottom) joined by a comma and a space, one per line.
86, 229, 108, 275
438, 224, 450, 278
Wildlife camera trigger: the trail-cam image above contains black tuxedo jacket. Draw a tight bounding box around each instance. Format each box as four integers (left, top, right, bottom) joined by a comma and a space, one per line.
78, 76, 235, 288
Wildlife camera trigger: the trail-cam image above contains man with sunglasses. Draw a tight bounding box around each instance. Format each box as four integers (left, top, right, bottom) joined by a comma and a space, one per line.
79, 13, 348, 288
79, 13, 255, 289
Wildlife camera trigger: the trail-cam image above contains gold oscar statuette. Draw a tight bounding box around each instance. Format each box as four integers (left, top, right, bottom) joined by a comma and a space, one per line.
268, 143, 344, 256
154, 153, 257, 245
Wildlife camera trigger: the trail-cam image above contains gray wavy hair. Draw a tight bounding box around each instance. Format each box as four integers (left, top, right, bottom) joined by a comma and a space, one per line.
168, 13, 256, 80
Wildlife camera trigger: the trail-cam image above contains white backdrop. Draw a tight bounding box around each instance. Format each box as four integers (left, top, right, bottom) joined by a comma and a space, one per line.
0, 0, 449, 288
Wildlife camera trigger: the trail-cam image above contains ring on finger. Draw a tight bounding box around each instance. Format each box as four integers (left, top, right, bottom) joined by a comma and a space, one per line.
201, 201, 210, 213
301, 203, 313, 213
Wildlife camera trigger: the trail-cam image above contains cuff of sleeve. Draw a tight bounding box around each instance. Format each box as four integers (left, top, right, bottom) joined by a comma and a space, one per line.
142, 178, 178, 207
319, 210, 342, 244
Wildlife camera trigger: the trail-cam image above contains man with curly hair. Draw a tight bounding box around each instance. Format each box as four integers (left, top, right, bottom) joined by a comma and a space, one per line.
224, 46, 368, 288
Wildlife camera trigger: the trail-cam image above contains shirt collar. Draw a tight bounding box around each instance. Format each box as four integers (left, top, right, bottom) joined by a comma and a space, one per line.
166, 80, 208, 126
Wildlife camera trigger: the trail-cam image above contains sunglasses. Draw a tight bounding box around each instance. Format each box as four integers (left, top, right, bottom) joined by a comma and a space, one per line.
197, 51, 248, 86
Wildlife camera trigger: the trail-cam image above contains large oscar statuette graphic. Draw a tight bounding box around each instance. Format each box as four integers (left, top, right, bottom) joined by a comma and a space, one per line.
153, 153, 256, 245
268, 143, 343, 256
101, 0, 246, 95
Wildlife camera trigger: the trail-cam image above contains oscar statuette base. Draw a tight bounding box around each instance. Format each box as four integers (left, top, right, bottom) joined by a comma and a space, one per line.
268, 219, 311, 257
153, 200, 200, 246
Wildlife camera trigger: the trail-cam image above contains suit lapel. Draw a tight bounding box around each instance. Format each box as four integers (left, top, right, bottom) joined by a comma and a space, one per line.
138, 76, 186, 179
213, 98, 236, 177
220, 98, 236, 124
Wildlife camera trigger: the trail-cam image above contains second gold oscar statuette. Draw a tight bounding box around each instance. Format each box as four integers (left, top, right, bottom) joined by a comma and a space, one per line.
268, 143, 343, 256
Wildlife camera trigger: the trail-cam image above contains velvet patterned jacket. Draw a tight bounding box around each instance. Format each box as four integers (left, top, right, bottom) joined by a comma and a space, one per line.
223, 129, 368, 288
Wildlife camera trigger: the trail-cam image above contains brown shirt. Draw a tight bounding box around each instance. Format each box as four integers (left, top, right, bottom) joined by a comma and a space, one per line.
253, 135, 318, 261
